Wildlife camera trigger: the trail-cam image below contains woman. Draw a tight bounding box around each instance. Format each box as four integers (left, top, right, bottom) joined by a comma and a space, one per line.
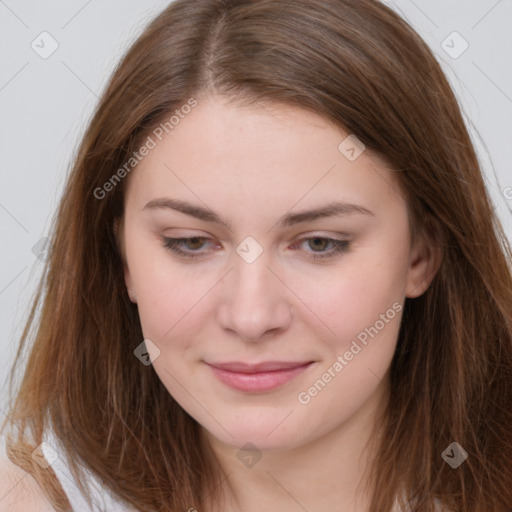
1, 0, 511, 511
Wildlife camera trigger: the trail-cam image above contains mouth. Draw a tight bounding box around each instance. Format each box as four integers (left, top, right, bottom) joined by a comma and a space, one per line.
205, 360, 315, 392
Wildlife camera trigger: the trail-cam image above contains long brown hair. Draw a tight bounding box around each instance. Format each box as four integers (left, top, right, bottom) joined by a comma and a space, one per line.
3, 0, 512, 510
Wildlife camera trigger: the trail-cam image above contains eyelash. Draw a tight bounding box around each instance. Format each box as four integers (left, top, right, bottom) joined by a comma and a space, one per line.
161, 236, 350, 261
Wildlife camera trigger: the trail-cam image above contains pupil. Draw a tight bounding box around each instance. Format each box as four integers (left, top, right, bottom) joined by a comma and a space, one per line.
187, 237, 203, 249
310, 238, 327, 251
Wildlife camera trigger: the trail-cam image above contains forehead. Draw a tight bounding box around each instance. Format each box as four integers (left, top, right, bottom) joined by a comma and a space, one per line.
124, 96, 405, 221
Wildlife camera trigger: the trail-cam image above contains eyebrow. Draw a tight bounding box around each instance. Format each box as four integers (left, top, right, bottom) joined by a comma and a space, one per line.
142, 197, 375, 230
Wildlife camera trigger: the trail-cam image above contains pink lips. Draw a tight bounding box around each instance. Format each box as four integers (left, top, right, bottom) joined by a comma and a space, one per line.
206, 360, 314, 392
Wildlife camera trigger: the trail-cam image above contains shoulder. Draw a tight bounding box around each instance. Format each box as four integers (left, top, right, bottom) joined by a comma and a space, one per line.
0, 452, 55, 512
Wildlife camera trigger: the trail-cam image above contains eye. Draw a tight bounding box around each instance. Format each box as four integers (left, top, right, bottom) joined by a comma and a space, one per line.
292, 236, 350, 261
162, 236, 216, 259
161, 235, 350, 261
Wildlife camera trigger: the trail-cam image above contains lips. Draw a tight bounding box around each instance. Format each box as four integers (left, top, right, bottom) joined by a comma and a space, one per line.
208, 360, 312, 373
205, 360, 314, 392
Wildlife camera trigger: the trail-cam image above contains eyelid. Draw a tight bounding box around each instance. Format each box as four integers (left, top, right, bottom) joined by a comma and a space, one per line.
291, 235, 350, 261
161, 233, 351, 261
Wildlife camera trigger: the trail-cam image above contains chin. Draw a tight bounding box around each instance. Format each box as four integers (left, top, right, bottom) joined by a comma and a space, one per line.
201, 412, 315, 453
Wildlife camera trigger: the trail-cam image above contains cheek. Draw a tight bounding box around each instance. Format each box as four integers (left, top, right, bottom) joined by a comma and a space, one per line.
292, 264, 405, 438
124, 233, 207, 344
301, 282, 403, 385
297, 244, 409, 353
136, 275, 208, 347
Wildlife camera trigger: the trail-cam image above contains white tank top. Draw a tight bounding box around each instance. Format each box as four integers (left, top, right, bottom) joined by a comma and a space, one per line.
41, 427, 132, 511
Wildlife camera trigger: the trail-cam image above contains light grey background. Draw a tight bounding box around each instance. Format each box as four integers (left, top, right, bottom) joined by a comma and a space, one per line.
1, 0, 511, 416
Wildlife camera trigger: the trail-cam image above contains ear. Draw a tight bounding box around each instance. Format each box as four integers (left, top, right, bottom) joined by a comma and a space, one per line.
113, 217, 137, 303
405, 216, 443, 299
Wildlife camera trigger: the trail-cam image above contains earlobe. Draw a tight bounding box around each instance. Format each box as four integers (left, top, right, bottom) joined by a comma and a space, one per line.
127, 286, 137, 303
123, 263, 138, 304
405, 224, 443, 299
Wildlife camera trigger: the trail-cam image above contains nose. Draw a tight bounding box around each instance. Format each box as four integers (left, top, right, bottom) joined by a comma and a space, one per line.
216, 250, 292, 342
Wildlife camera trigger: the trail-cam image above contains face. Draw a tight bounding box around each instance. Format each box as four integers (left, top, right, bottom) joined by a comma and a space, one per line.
120, 95, 435, 452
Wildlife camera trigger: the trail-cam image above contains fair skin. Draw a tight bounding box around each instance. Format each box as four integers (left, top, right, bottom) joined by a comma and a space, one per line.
0, 95, 438, 512
118, 95, 439, 512
0, 96, 438, 511
0, 446, 55, 512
